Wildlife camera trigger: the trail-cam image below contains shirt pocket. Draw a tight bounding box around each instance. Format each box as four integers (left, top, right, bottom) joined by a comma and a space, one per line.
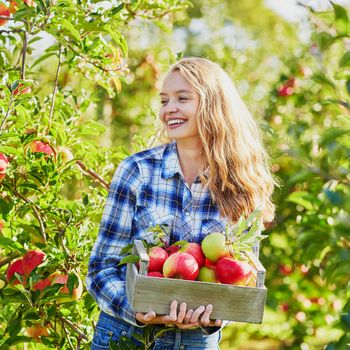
133, 205, 174, 244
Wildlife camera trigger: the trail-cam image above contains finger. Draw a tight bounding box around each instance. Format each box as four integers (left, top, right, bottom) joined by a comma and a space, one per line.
177, 302, 187, 323
165, 300, 178, 323
190, 305, 205, 323
175, 323, 199, 330
184, 309, 193, 324
215, 319, 223, 327
200, 304, 213, 326
143, 311, 156, 322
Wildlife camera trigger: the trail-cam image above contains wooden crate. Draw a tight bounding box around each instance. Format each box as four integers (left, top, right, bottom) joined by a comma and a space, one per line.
126, 240, 267, 323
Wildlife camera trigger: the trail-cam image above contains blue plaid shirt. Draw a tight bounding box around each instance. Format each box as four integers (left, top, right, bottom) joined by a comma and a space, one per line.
86, 141, 228, 326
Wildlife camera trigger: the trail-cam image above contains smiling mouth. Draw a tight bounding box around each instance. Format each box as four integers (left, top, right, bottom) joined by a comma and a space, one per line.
167, 119, 186, 128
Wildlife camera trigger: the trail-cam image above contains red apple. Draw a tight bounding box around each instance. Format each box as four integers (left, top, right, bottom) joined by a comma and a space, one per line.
279, 264, 292, 276
201, 232, 230, 263
0, 153, 9, 182
204, 258, 216, 268
9, 1, 18, 14
181, 243, 205, 267
22, 250, 45, 275
26, 324, 49, 338
147, 271, 163, 278
13, 83, 32, 95
148, 246, 168, 273
163, 252, 199, 280
32, 277, 51, 291
29, 140, 55, 156
0, 4, 10, 26
216, 257, 252, 285
165, 245, 180, 256
6, 259, 25, 285
197, 266, 217, 283
49, 273, 83, 303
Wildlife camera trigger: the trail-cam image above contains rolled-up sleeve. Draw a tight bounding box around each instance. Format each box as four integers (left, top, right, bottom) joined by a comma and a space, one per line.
86, 158, 143, 326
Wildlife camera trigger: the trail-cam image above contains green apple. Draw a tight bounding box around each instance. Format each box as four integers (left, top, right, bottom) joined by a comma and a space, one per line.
197, 266, 217, 283
201, 232, 230, 263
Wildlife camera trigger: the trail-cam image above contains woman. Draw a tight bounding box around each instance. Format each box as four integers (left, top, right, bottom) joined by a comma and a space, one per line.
86, 57, 276, 349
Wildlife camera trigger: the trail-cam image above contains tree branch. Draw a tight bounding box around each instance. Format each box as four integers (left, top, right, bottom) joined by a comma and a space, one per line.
48, 44, 62, 134
0, 94, 14, 131
0, 253, 20, 268
21, 30, 27, 79
4, 184, 47, 244
59, 316, 89, 341
76, 161, 110, 190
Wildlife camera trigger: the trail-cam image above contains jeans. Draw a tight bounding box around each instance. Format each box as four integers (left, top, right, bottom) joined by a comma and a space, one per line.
91, 311, 221, 350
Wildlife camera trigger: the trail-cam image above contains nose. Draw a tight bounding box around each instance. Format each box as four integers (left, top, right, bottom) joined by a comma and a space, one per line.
163, 98, 178, 113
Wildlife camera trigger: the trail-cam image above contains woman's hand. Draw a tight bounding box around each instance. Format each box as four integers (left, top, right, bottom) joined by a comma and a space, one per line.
135, 300, 222, 329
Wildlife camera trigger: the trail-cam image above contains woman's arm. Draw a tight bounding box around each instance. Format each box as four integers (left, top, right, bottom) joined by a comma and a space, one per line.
86, 158, 143, 327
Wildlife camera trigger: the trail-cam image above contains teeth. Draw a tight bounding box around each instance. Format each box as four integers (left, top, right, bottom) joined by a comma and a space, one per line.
168, 119, 185, 126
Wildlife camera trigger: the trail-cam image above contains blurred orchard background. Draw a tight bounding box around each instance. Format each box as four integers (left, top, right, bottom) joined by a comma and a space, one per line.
0, 0, 350, 349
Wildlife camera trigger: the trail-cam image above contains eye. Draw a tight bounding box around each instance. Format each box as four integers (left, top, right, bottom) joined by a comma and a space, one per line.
179, 96, 188, 102
160, 100, 168, 105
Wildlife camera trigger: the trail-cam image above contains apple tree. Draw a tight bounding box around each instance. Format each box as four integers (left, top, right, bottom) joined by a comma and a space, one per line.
0, 0, 189, 349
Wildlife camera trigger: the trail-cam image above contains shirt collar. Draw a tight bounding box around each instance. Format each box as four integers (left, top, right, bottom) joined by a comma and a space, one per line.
161, 141, 182, 180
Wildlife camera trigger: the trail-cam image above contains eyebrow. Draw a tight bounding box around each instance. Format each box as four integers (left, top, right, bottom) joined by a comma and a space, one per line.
159, 89, 193, 96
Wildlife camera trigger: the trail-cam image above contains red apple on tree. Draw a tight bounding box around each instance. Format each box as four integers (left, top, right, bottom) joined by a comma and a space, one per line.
49, 272, 83, 303
6, 259, 25, 286
0, 4, 10, 26
0, 153, 9, 182
216, 257, 252, 285
163, 252, 199, 280
28, 140, 55, 157
201, 232, 230, 263
26, 323, 49, 338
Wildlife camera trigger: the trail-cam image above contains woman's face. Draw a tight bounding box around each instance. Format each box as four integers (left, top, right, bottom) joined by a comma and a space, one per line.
159, 71, 200, 144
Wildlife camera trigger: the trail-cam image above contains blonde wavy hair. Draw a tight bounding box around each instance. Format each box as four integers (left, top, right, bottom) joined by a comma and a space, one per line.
159, 57, 277, 224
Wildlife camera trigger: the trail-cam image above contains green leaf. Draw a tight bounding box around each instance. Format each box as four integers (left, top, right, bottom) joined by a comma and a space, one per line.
0, 145, 21, 156
30, 52, 57, 69
118, 254, 140, 266
339, 51, 350, 67
311, 73, 336, 89
61, 19, 81, 41
110, 3, 124, 16
0, 237, 24, 252
286, 191, 315, 210
120, 243, 134, 255
332, 2, 350, 34
9, 317, 21, 337
319, 127, 349, 146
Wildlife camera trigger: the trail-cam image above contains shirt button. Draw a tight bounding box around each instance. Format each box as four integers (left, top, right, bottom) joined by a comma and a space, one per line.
121, 330, 127, 336
185, 212, 189, 216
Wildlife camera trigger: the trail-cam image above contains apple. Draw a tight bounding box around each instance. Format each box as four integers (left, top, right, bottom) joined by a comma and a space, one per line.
28, 140, 55, 156
13, 83, 32, 95
216, 257, 252, 285
0, 4, 10, 26
26, 324, 49, 338
9, 1, 18, 14
22, 250, 45, 275
204, 258, 216, 268
165, 245, 180, 256
50, 273, 83, 303
0, 220, 4, 231
279, 264, 292, 276
181, 242, 205, 267
24, 0, 35, 7
147, 271, 163, 278
6, 259, 25, 285
201, 232, 230, 263
32, 277, 51, 291
148, 246, 168, 273
163, 252, 199, 280
57, 146, 74, 162
0, 153, 9, 182
197, 266, 217, 283
6, 250, 45, 286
